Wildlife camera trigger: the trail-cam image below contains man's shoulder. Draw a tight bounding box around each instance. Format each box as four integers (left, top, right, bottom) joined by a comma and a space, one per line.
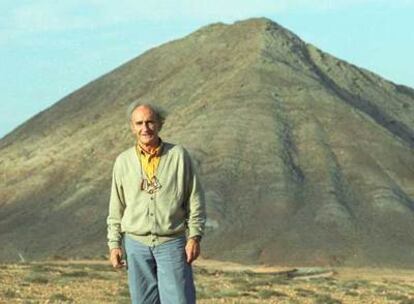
114, 146, 135, 164
162, 142, 187, 157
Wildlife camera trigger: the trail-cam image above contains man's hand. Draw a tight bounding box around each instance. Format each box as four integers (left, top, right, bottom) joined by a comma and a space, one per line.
185, 238, 200, 264
110, 248, 125, 269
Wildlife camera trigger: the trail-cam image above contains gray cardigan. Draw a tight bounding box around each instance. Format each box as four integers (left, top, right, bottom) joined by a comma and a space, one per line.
107, 142, 206, 249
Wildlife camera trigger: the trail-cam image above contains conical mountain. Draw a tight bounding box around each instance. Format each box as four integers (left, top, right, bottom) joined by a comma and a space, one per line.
1, 18, 413, 266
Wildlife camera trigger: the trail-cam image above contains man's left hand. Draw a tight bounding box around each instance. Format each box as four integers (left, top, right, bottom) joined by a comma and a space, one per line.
185, 238, 200, 264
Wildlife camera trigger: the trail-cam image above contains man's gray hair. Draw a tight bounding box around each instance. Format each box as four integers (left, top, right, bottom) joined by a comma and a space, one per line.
127, 100, 167, 130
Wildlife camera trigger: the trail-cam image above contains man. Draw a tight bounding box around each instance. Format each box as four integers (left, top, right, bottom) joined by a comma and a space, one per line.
107, 101, 206, 304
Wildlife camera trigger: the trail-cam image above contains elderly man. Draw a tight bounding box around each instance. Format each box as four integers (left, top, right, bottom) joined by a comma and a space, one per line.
107, 102, 206, 304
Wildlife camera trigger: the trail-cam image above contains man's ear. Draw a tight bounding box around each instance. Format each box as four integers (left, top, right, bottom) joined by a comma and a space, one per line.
129, 121, 134, 133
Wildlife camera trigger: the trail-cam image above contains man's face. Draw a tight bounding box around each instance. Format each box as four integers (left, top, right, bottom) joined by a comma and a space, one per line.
130, 105, 160, 147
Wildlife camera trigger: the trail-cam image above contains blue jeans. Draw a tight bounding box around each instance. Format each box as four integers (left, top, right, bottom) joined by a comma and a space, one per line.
124, 235, 196, 304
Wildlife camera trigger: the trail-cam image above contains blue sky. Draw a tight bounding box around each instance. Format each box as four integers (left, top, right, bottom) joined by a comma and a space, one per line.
1, 0, 413, 138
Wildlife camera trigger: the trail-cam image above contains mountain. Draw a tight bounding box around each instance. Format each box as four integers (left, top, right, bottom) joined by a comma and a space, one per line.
1, 18, 413, 267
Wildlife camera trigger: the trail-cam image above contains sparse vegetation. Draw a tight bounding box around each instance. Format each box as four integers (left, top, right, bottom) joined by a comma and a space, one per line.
295, 287, 316, 297
60, 270, 89, 277
313, 294, 342, 304
343, 290, 359, 297
385, 293, 410, 302
49, 293, 73, 303
256, 289, 287, 299
1, 261, 414, 303
3, 288, 17, 298
24, 273, 49, 284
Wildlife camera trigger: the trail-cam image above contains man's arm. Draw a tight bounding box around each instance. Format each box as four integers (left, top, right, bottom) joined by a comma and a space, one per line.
107, 158, 126, 268
183, 149, 206, 263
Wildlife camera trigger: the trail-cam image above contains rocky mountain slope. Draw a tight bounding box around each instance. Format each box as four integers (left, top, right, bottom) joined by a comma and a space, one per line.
1, 18, 413, 266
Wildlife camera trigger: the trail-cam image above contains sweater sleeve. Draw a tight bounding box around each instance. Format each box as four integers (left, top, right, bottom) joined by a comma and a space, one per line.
106, 157, 126, 250
183, 149, 206, 239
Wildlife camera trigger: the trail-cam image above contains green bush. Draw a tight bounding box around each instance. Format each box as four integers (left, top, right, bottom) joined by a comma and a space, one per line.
313, 294, 342, 304
3, 288, 16, 298
49, 293, 73, 303
257, 289, 287, 299
24, 273, 49, 284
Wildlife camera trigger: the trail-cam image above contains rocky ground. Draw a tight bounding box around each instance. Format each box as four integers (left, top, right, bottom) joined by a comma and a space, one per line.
1, 258, 413, 303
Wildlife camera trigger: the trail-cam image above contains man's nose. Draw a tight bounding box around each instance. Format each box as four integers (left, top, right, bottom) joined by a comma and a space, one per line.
142, 122, 150, 131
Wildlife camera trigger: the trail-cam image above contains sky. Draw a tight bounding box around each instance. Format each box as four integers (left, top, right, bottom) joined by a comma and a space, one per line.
1, 0, 413, 138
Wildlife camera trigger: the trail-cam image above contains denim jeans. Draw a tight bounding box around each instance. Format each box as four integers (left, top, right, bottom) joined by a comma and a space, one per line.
124, 235, 196, 304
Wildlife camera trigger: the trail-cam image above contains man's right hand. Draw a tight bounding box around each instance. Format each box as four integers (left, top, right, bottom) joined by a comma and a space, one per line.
110, 248, 125, 269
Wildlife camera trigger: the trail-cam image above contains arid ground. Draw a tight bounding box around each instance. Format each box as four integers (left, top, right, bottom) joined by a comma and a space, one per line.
1, 259, 413, 303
